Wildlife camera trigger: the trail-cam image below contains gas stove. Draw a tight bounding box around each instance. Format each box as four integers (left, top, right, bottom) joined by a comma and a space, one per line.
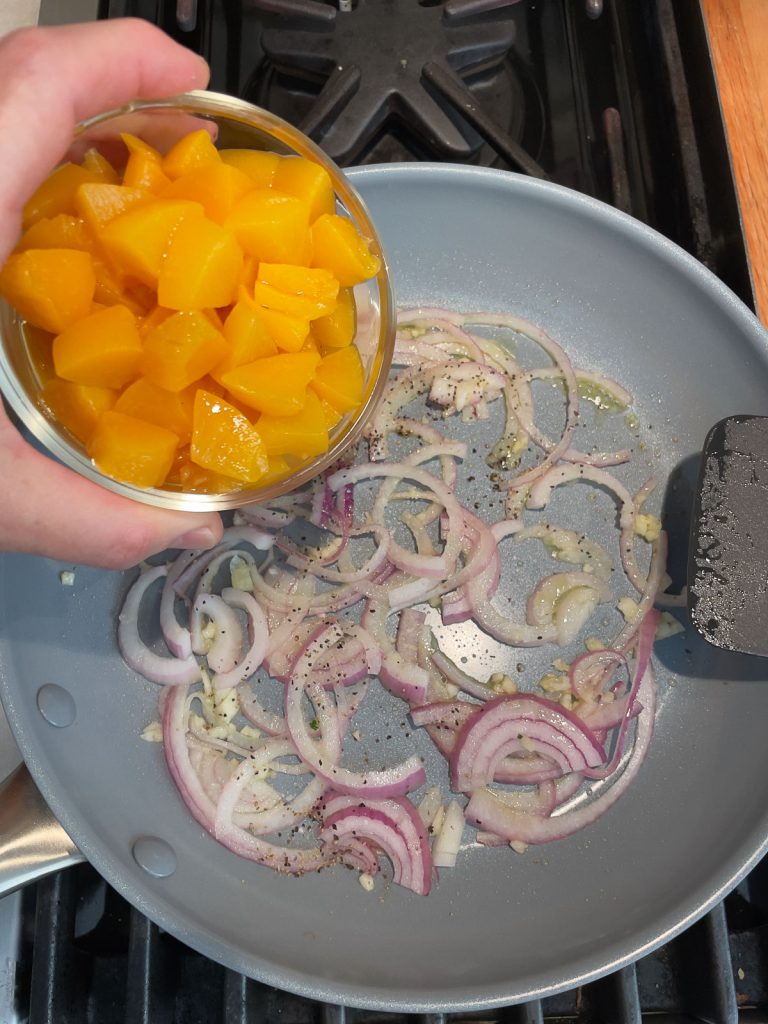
82, 0, 753, 310
2, 0, 766, 1020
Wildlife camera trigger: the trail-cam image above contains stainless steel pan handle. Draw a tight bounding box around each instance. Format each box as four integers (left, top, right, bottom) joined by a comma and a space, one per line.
0, 764, 83, 897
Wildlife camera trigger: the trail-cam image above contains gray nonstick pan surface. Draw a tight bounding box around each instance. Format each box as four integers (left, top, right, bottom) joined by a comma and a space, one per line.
2, 164, 768, 1013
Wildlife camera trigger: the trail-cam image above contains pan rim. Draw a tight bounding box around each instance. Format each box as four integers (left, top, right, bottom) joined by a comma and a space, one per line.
3, 161, 768, 1013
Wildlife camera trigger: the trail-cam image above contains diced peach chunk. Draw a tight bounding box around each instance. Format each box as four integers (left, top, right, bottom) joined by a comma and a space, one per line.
311, 214, 381, 286
254, 263, 339, 320
138, 305, 174, 337
162, 129, 220, 179
163, 163, 254, 223
157, 216, 243, 310
91, 257, 151, 316
312, 286, 356, 350
0, 249, 95, 334
120, 132, 167, 189
257, 454, 292, 486
220, 351, 319, 416
191, 389, 268, 482
75, 183, 148, 234
41, 379, 117, 443
310, 345, 364, 414
81, 149, 119, 184
121, 133, 163, 162
22, 163, 101, 227
53, 304, 143, 388
256, 307, 310, 352
15, 215, 92, 254
98, 199, 203, 286
88, 410, 179, 487
122, 150, 171, 194
317, 393, 343, 430
211, 295, 278, 384
256, 389, 328, 458
219, 149, 280, 187
225, 190, 311, 264
0, 130, 381, 494
141, 311, 229, 391
165, 448, 237, 493
114, 378, 196, 444
273, 157, 336, 222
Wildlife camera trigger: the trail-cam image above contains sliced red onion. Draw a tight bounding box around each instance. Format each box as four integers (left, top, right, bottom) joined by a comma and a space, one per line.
189, 548, 256, 655
192, 593, 243, 674
395, 608, 426, 665
212, 588, 269, 690
286, 525, 390, 585
465, 664, 657, 844
160, 549, 200, 659
527, 571, 612, 646
428, 650, 493, 703
388, 511, 499, 613
417, 785, 444, 828
429, 360, 506, 414
320, 791, 432, 895
396, 312, 489, 363
411, 701, 565, 785
239, 687, 287, 737
163, 685, 327, 874
118, 566, 201, 686
322, 833, 382, 876
449, 694, 606, 793
569, 649, 627, 703
431, 798, 465, 868
581, 609, 658, 781
285, 673, 426, 797
329, 461, 467, 582
379, 650, 429, 705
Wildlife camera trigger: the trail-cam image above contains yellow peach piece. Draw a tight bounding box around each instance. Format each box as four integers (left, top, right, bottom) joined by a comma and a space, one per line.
89, 410, 179, 488
191, 389, 268, 482
141, 311, 229, 392
52, 304, 143, 389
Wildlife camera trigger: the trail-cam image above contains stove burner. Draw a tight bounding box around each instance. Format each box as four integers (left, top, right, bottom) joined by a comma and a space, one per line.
248, 0, 539, 168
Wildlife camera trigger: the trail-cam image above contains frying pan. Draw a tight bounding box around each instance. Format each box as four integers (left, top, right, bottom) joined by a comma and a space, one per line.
2, 163, 768, 1013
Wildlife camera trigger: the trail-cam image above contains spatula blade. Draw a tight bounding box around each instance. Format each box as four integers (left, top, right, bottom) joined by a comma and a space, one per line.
688, 415, 768, 657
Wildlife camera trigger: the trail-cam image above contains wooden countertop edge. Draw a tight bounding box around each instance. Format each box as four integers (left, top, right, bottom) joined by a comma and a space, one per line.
700, 0, 768, 326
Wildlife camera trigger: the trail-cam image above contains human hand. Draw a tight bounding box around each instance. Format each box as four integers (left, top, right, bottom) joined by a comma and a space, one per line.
0, 19, 224, 569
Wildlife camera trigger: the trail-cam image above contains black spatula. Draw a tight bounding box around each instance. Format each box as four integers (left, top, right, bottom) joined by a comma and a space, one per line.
688, 415, 768, 657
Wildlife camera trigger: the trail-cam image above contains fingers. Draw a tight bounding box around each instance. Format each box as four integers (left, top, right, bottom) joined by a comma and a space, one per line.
0, 408, 223, 570
0, 20, 222, 569
0, 19, 210, 256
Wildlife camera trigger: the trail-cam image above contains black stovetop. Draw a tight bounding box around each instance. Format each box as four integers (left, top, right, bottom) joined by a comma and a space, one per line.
14, 1, 765, 1019
99, 0, 754, 312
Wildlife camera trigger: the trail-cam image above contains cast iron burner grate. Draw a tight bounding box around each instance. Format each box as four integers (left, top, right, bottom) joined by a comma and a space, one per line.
245, 0, 546, 175
12, 858, 768, 1022
98, 0, 753, 309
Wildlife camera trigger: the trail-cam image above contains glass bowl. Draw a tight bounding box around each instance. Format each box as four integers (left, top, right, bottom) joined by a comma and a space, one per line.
0, 91, 395, 511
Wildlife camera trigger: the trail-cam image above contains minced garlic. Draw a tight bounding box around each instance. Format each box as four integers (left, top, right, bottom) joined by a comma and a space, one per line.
140, 721, 163, 742
539, 673, 570, 694
634, 513, 661, 542
656, 612, 684, 640
488, 672, 517, 694
617, 597, 640, 623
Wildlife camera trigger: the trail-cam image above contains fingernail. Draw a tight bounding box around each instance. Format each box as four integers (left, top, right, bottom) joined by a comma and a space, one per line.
169, 526, 217, 551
